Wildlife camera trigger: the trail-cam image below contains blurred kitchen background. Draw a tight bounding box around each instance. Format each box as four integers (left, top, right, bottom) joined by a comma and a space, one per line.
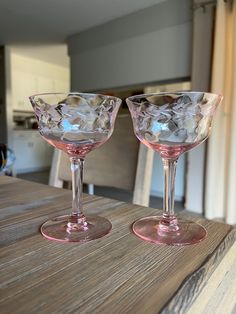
0, 0, 235, 222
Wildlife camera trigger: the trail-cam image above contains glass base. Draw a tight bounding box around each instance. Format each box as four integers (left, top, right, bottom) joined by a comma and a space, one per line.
41, 215, 112, 243
132, 216, 207, 245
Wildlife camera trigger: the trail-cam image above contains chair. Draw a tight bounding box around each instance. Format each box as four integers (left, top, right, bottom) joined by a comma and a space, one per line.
0, 144, 16, 176
49, 114, 154, 206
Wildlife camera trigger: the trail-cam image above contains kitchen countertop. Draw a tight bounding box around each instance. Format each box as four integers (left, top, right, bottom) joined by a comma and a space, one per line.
13, 128, 38, 131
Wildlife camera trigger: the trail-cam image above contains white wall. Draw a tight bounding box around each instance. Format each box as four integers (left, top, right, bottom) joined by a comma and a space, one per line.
70, 23, 191, 91
67, 0, 192, 203
68, 0, 192, 91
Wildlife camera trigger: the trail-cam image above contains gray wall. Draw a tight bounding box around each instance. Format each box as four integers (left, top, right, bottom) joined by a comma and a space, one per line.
67, 0, 193, 91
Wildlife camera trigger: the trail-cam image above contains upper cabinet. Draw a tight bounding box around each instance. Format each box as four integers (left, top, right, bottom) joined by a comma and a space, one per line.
11, 52, 70, 111
12, 71, 38, 111
37, 76, 54, 95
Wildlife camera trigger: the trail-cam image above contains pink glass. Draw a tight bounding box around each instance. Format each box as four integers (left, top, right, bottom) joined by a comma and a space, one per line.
30, 93, 121, 243
126, 92, 222, 245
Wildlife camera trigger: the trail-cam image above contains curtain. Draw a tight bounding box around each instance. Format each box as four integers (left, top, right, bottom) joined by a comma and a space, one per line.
186, 0, 215, 214
205, 0, 236, 224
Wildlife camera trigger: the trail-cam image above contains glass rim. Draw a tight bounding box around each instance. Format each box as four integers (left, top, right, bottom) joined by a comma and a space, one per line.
126, 91, 223, 102
29, 92, 122, 103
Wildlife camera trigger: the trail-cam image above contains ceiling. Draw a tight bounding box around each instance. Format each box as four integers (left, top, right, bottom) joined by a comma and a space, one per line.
1, 0, 165, 67
0, 0, 165, 44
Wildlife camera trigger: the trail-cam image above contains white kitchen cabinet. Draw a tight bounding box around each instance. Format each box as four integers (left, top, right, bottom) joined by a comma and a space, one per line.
12, 74, 69, 111
37, 76, 54, 94
12, 71, 37, 111
53, 78, 69, 92
12, 131, 53, 173
10, 52, 70, 112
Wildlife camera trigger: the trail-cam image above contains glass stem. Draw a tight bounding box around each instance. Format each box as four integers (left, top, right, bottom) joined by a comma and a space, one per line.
70, 157, 84, 217
161, 158, 178, 230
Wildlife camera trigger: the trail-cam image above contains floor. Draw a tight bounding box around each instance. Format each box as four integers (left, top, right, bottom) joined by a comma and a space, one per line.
17, 170, 185, 212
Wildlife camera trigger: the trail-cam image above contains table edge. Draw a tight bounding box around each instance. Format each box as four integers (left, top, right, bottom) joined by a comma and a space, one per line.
160, 227, 236, 313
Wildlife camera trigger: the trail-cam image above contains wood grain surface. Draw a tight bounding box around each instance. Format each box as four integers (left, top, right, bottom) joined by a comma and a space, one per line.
0, 176, 235, 314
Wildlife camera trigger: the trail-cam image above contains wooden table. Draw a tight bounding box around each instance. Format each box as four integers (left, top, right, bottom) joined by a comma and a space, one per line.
0, 176, 236, 314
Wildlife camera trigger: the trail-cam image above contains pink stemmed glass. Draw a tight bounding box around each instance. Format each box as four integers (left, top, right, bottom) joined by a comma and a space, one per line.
30, 93, 121, 243
126, 92, 222, 245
